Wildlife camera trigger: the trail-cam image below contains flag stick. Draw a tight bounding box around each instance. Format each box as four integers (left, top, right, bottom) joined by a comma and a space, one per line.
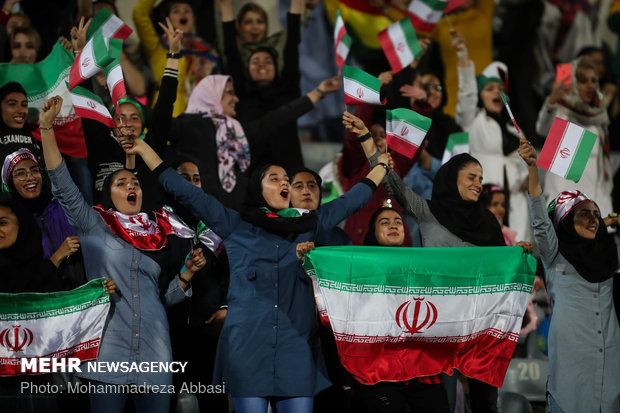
500, 90, 525, 139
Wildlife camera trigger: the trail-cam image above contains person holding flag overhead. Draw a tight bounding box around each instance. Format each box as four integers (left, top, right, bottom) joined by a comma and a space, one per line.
535, 55, 612, 217
121, 122, 392, 413
452, 29, 530, 243
518, 135, 620, 413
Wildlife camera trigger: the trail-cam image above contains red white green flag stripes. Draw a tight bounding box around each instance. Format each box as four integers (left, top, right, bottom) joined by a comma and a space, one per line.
0, 279, 110, 376
386, 108, 431, 158
537, 117, 597, 183
442, 132, 469, 164
86, 7, 132, 40
333, 9, 352, 70
378, 18, 422, 73
68, 85, 115, 128
104, 58, 126, 110
407, 0, 449, 33
302, 246, 536, 387
343, 65, 385, 106
69, 30, 122, 89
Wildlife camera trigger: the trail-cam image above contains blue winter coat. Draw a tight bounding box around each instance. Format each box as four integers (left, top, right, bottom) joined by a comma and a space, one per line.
156, 167, 375, 397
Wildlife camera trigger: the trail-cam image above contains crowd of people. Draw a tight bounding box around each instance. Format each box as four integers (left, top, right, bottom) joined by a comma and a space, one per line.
0, 0, 619, 412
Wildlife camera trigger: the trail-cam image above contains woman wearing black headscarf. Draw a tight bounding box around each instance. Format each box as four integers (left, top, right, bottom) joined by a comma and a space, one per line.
126, 133, 390, 413
518, 136, 620, 413
0, 196, 62, 293
345, 113, 531, 412
38, 96, 206, 413
0, 82, 42, 164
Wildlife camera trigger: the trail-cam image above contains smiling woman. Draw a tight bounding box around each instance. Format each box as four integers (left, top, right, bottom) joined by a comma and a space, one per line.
0, 82, 43, 165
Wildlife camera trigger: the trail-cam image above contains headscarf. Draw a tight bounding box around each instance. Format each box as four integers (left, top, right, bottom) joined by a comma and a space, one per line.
95, 168, 172, 252
548, 190, 618, 283
2, 149, 52, 212
428, 153, 506, 246
240, 164, 317, 237
557, 56, 609, 128
363, 207, 404, 246
186, 75, 250, 192
0, 82, 29, 134
0, 196, 61, 292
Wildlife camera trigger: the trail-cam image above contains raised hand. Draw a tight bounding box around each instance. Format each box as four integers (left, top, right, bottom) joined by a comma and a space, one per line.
450, 29, 466, 52
158, 17, 183, 53
517, 136, 537, 167
186, 248, 206, 272
317, 75, 342, 94
548, 81, 572, 105
400, 83, 427, 100
342, 110, 369, 137
378, 71, 393, 86
39, 96, 63, 127
70, 16, 92, 54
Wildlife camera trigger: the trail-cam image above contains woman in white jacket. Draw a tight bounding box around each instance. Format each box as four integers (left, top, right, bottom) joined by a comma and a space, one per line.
452, 30, 530, 241
536, 56, 612, 216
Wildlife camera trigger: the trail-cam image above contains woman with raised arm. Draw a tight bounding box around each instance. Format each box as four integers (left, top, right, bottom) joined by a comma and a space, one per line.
518, 136, 620, 413
38, 96, 206, 413
124, 127, 391, 413
343, 111, 532, 413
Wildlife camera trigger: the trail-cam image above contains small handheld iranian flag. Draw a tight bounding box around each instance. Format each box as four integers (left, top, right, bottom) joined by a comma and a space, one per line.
0, 279, 110, 376
386, 108, 431, 158
104, 58, 126, 109
68, 85, 115, 128
537, 118, 597, 183
378, 18, 422, 73
407, 0, 448, 33
442, 132, 469, 164
303, 246, 536, 387
343, 65, 385, 106
86, 7, 132, 40
333, 10, 352, 71
69, 30, 122, 89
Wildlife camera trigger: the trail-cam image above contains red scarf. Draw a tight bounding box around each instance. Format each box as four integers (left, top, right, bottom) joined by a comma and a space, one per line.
93, 206, 174, 251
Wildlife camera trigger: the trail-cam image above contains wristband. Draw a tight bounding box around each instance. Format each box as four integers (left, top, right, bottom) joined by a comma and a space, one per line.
179, 274, 191, 286
357, 132, 372, 143
39, 125, 53, 130
166, 52, 182, 59
315, 88, 325, 98
377, 162, 390, 173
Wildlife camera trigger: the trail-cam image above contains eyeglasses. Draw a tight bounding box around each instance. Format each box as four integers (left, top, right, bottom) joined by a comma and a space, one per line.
12, 166, 41, 181
422, 84, 442, 92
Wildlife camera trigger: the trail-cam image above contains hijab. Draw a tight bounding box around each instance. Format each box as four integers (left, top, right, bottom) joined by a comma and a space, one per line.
428, 154, 506, 246
548, 190, 618, 283
0, 82, 30, 134
240, 164, 317, 237
363, 207, 404, 246
185, 75, 250, 192
2, 149, 52, 214
0, 196, 61, 292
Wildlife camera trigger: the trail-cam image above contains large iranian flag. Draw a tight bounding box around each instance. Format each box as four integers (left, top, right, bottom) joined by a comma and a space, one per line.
0, 41, 88, 158
0, 279, 110, 376
303, 246, 536, 387
386, 108, 431, 158
87, 7, 133, 40
333, 9, 352, 70
343, 65, 385, 106
442, 132, 469, 164
378, 17, 422, 73
69, 30, 122, 89
537, 117, 597, 183
407, 0, 449, 33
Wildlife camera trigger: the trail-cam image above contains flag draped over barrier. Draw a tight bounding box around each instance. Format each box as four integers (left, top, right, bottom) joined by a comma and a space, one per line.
302, 246, 536, 387
0, 279, 110, 376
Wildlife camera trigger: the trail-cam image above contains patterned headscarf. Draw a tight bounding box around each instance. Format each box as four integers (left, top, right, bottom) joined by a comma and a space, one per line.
186, 75, 250, 192
547, 190, 590, 226
2, 148, 38, 188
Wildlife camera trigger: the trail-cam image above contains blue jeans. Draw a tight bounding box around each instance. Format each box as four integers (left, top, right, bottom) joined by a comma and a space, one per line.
89, 385, 171, 413
547, 392, 567, 413
233, 396, 313, 413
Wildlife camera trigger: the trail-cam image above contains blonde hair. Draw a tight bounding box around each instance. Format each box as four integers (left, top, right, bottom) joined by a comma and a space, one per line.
10, 27, 41, 55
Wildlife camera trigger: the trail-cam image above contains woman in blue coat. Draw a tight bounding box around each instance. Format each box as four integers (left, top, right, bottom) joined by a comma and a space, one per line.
125, 133, 390, 413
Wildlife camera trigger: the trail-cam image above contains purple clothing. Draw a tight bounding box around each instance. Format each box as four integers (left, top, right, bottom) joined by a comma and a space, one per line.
35, 198, 76, 259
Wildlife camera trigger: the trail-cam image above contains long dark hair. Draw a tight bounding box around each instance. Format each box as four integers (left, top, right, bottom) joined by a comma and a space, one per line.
363, 207, 404, 246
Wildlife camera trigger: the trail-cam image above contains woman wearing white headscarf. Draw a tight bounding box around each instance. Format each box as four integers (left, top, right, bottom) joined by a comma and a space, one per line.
536, 56, 612, 216
168, 74, 341, 210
